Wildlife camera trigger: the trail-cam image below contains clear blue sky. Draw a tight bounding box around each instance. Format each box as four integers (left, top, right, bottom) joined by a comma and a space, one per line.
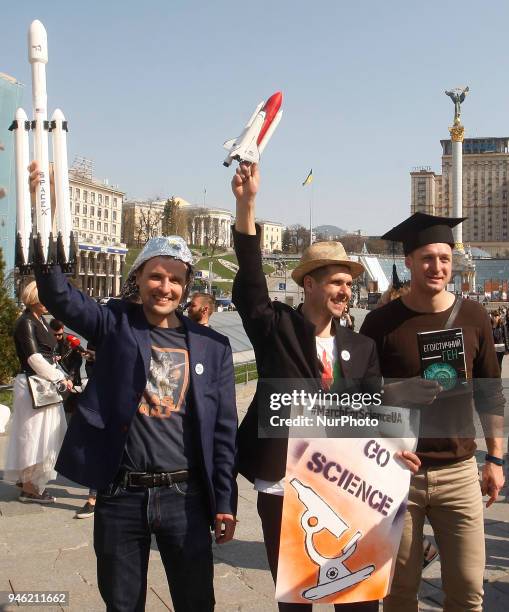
2, 0, 509, 234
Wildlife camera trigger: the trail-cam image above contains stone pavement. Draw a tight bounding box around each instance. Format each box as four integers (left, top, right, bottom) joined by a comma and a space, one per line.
1, 380, 508, 611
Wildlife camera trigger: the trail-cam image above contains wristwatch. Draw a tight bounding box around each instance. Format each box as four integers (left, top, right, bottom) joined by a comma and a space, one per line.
485, 454, 504, 466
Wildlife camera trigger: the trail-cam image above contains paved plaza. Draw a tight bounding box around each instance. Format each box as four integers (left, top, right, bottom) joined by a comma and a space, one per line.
1, 375, 509, 611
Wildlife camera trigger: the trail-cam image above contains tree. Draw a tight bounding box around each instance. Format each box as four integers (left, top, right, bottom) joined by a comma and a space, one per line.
203, 216, 221, 257
282, 229, 293, 253
0, 248, 20, 384
282, 225, 309, 253
135, 207, 163, 247
162, 196, 180, 236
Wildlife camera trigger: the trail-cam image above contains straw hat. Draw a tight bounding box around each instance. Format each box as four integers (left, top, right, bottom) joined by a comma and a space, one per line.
291, 241, 365, 286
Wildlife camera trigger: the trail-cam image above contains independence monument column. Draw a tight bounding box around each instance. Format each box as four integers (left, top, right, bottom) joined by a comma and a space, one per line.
445, 86, 469, 252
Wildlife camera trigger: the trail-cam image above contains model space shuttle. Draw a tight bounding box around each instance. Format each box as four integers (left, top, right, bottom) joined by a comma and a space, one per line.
223, 91, 283, 166
9, 20, 76, 274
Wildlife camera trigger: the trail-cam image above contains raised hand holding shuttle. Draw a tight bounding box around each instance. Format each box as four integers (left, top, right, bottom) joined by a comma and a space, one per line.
232, 162, 259, 236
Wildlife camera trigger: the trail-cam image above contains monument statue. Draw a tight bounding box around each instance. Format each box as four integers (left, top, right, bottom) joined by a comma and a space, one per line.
445, 86, 469, 125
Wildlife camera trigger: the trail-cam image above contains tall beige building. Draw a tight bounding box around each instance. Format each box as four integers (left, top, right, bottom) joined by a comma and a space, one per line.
68, 167, 127, 297
410, 167, 442, 215
410, 137, 509, 255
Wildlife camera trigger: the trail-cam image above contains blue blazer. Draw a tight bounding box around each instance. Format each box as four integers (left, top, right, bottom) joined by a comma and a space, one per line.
35, 267, 238, 519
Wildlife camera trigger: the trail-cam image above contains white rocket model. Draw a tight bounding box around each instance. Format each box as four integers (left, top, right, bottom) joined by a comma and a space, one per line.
223, 91, 283, 167
10, 19, 75, 272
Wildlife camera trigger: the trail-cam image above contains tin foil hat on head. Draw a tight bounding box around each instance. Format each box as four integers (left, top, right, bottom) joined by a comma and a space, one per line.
120, 236, 194, 300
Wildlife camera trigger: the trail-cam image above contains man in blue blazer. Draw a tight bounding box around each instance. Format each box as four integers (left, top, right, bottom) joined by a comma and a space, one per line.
34, 225, 237, 612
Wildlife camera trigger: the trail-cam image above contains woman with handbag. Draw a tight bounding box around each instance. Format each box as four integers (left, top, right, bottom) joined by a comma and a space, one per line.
4, 281, 71, 503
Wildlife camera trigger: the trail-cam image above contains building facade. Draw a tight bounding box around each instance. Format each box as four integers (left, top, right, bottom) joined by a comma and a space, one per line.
410, 167, 442, 216
187, 207, 233, 248
411, 137, 509, 255
76, 245, 127, 297
122, 197, 191, 247
122, 199, 283, 254
122, 199, 165, 247
257, 220, 284, 252
68, 168, 127, 296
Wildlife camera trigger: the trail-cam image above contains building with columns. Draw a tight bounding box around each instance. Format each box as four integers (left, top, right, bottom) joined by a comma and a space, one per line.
76, 245, 127, 297
186, 207, 233, 248
257, 220, 284, 252
410, 137, 509, 256
68, 166, 127, 296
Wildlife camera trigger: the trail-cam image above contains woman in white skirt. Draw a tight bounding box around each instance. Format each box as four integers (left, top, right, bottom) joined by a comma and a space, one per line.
4, 281, 71, 503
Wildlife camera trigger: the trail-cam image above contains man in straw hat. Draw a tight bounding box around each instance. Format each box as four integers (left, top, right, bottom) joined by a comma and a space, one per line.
30, 161, 237, 612
360, 212, 505, 611
231, 162, 420, 611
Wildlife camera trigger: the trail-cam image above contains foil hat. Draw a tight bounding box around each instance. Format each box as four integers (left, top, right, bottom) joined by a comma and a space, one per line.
120, 236, 194, 300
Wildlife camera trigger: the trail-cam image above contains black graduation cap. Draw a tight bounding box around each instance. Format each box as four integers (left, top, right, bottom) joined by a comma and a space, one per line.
381, 212, 466, 256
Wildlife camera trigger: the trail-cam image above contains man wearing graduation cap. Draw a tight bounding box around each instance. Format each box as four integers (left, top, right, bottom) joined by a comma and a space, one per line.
360, 212, 505, 612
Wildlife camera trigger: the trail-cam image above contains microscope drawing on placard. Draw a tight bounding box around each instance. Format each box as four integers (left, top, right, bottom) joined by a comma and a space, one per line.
290, 479, 375, 600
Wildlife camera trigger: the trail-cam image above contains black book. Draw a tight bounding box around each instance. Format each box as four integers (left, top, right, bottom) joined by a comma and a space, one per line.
417, 328, 467, 392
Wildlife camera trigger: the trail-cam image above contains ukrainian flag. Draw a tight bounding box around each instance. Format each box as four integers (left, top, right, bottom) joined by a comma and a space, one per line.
302, 169, 313, 187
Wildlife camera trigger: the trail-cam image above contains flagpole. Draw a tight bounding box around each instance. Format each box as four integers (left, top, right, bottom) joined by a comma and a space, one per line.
309, 183, 313, 247
302, 169, 313, 247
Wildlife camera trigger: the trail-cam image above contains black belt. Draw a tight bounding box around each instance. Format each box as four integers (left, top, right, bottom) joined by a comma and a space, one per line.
118, 470, 191, 488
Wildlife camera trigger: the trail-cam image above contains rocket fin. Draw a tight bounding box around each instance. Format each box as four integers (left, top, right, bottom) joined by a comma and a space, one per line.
223, 138, 237, 150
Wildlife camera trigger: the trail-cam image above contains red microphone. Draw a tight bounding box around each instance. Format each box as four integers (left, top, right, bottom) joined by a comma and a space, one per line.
67, 334, 86, 353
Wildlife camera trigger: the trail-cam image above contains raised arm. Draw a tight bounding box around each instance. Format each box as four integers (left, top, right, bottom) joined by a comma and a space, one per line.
231, 163, 276, 344
35, 266, 114, 345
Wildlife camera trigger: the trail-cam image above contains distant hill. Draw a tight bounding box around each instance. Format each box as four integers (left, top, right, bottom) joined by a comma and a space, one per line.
314, 225, 347, 239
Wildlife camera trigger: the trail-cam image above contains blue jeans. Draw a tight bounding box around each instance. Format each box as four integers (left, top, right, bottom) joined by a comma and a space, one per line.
94, 479, 214, 612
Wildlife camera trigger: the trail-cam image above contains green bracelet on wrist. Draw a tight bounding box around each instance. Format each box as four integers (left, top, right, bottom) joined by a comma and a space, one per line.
485, 454, 504, 466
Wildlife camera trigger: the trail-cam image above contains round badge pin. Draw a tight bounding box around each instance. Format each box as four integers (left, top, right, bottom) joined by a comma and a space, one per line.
341, 350, 351, 361
195, 363, 204, 375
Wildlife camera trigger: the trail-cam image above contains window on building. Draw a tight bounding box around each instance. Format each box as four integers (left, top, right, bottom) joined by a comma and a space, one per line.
105, 196, 109, 205
76, 188, 80, 200
82, 219, 87, 228
112, 224, 117, 234
97, 209, 101, 218
83, 190, 88, 203
91, 206, 95, 217
83, 205, 87, 215
90, 221, 94, 231
73, 218, 78, 227
104, 223, 108, 233
98, 194, 102, 205
113, 198, 117, 207
75, 204, 80, 214
91, 192, 96, 204
97, 222, 101, 232
113, 211, 117, 221
69, 186, 73, 198
104, 209, 109, 219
